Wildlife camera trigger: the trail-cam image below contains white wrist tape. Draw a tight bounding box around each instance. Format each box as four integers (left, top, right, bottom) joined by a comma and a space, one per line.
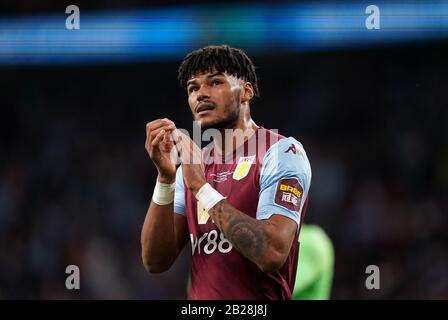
195, 183, 225, 211
152, 180, 175, 205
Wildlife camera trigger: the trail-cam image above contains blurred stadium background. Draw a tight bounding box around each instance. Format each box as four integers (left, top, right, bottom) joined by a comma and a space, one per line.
0, 0, 447, 299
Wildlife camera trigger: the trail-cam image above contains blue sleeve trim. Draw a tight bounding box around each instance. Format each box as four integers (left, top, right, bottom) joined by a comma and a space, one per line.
256, 137, 312, 227
173, 165, 186, 216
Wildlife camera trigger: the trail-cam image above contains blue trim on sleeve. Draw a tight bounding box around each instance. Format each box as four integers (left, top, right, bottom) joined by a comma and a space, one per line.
174, 165, 186, 216
256, 137, 312, 226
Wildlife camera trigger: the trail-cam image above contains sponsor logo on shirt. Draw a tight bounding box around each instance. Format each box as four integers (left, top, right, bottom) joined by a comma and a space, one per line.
232, 155, 256, 181
274, 178, 303, 212
190, 230, 233, 255
285, 143, 303, 157
211, 171, 233, 183
279, 183, 302, 198
285, 143, 297, 154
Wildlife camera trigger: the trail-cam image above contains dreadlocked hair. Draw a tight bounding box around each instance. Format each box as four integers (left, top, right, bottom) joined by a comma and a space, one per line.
177, 45, 259, 98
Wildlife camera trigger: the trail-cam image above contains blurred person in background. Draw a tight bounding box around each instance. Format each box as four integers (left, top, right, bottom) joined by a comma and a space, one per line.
292, 224, 334, 300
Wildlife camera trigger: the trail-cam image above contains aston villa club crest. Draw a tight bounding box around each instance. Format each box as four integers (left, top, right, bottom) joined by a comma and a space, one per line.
232, 155, 256, 181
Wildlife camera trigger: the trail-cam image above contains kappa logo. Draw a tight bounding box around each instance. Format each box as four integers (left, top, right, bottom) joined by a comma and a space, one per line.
285, 143, 297, 154
285, 143, 303, 157
232, 156, 256, 181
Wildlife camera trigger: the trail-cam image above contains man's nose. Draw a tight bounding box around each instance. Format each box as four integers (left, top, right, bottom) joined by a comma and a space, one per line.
197, 85, 210, 102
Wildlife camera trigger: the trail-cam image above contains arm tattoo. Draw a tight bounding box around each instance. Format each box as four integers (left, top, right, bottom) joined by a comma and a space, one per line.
209, 200, 270, 263
227, 220, 268, 260
214, 200, 225, 231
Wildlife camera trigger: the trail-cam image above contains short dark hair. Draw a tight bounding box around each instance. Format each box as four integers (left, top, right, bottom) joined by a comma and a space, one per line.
177, 44, 259, 97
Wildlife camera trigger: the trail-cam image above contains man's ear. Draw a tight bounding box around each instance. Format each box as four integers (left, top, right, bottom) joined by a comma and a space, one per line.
241, 82, 254, 103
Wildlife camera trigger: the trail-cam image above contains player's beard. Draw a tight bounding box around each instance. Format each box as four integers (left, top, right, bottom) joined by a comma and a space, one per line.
197, 100, 240, 131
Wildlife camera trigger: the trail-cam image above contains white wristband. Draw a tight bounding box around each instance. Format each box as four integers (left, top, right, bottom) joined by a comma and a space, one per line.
152, 180, 175, 205
195, 183, 225, 211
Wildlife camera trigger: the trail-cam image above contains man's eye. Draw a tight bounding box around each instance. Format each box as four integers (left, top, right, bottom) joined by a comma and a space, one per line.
189, 87, 198, 93
212, 79, 222, 86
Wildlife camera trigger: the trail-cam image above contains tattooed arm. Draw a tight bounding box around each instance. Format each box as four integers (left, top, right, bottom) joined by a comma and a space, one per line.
209, 199, 297, 273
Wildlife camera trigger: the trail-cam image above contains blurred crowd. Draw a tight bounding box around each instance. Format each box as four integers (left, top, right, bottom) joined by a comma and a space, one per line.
0, 0, 246, 15
0, 43, 447, 299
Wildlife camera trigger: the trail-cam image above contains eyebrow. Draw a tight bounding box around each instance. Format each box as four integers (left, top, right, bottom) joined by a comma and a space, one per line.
187, 72, 224, 87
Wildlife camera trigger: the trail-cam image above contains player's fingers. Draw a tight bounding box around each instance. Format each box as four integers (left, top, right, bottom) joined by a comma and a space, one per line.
146, 118, 165, 129
146, 121, 161, 146
149, 124, 176, 143
163, 124, 176, 132
163, 130, 172, 144
150, 123, 176, 136
163, 118, 175, 127
147, 123, 165, 138
151, 129, 165, 148
160, 131, 171, 152
145, 123, 153, 149
146, 120, 162, 140
146, 122, 163, 146
147, 118, 175, 132
146, 125, 155, 149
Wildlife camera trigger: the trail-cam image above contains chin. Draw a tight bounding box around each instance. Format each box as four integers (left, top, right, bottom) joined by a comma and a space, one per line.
195, 110, 239, 131
193, 116, 215, 130
199, 120, 218, 131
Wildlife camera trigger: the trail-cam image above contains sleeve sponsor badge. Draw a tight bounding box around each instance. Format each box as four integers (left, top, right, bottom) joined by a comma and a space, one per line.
274, 178, 303, 212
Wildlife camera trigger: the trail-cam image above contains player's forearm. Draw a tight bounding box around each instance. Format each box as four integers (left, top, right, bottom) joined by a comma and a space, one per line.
209, 200, 285, 273
141, 201, 178, 273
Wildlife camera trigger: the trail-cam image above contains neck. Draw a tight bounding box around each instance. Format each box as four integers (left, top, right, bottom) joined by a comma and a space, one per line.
213, 103, 259, 156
